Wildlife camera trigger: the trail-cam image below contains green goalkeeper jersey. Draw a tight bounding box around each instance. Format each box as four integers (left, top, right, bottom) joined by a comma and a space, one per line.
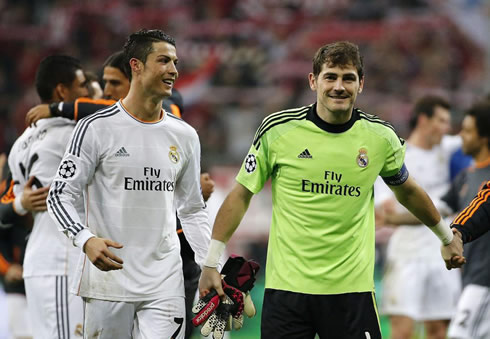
236, 103, 406, 294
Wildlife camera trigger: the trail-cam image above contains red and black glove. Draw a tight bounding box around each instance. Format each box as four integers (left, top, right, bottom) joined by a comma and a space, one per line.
192, 255, 260, 337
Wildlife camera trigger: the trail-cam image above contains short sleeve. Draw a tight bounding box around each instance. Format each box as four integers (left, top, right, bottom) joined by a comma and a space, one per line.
235, 130, 274, 194
379, 130, 406, 178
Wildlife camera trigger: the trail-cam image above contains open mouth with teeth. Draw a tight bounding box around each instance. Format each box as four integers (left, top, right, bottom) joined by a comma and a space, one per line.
162, 79, 174, 86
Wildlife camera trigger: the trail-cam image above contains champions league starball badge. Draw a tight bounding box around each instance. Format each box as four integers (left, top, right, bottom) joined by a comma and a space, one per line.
59, 160, 76, 179
356, 148, 369, 168
244, 154, 257, 173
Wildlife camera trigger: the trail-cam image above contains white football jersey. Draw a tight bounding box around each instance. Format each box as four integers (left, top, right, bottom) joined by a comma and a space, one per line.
383, 135, 462, 259
47, 102, 211, 301
8, 117, 82, 278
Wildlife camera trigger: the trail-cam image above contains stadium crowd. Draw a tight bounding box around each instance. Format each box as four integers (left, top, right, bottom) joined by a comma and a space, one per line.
0, 0, 489, 338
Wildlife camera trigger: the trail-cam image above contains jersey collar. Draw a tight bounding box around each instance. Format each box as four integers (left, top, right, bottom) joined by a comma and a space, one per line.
307, 103, 360, 133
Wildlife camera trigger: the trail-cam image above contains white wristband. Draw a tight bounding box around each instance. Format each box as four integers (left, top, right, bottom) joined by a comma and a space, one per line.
204, 239, 226, 268
13, 194, 28, 216
429, 219, 453, 245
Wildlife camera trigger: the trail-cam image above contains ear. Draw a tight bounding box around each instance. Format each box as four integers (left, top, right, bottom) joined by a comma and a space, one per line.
417, 114, 429, 126
358, 76, 364, 94
129, 58, 143, 76
54, 83, 67, 101
308, 73, 317, 91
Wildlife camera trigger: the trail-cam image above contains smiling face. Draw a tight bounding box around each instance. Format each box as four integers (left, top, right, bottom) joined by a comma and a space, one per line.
133, 41, 178, 98
309, 62, 363, 119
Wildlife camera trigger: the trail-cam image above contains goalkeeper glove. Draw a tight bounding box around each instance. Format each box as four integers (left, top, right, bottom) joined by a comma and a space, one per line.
221, 255, 260, 320
192, 255, 260, 336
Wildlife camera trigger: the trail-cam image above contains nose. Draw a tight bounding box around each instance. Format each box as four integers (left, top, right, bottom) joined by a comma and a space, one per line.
104, 85, 113, 99
333, 78, 345, 91
169, 61, 178, 78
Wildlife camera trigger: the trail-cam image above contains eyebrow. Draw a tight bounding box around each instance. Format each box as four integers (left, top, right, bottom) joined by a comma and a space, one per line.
324, 72, 357, 78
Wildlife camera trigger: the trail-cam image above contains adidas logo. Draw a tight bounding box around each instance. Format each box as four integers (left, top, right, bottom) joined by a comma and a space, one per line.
115, 147, 130, 157
298, 149, 312, 159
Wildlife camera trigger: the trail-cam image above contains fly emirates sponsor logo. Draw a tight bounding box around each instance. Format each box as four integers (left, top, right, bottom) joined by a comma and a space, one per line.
301, 170, 361, 197
124, 166, 175, 191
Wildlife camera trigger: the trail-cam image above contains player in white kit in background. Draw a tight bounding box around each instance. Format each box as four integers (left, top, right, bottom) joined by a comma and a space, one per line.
377, 95, 462, 339
8, 55, 89, 338
47, 29, 211, 338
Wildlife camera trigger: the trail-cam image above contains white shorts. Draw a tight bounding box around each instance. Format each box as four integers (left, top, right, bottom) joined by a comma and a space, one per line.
24, 275, 83, 338
448, 284, 490, 339
83, 296, 185, 339
6, 293, 32, 338
381, 258, 461, 320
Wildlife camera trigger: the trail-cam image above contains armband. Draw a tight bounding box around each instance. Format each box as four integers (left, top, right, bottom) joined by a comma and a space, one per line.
382, 164, 409, 186
429, 219, 453, 245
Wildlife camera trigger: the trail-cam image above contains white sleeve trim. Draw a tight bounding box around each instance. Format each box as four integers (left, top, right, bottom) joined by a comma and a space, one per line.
74, 228, 96, 249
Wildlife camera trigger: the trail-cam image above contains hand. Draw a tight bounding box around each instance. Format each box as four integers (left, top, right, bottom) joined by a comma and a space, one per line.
5, 263, 23, 284
441, 229, 466, 270
25, 104, 51, 126
199, 266, 224, 299
83, 237, 124, 271
21, 177, 50, 212
194, 257, 260, 336
200, 173, 215, 202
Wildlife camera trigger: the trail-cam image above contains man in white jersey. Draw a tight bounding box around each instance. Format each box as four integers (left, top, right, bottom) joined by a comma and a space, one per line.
379, 96, 462, 339
47, 29, 211, 338
8, 55, 89, 338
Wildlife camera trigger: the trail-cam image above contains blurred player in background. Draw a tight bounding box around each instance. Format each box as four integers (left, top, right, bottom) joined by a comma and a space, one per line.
0, 155, 33, 339
84, 71, 103, 100
379, 96, 462, 339
199, 41, 464, 339
449, 180, 490, 242
101, 50, 130, 100
439, 100, 490, 339
47, 29, 211, 338
7, 55, 89, 338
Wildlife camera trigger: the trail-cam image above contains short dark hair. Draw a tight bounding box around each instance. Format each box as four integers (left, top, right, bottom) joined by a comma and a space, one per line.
312, 41, 364, 79
409, 95, 451, 130
123, 29, 176, 80
35, 55, 83, 102
465, 100, 490, 148
103, 51, 128, 79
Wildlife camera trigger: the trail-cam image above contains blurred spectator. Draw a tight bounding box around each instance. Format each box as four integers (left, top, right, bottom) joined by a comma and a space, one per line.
0, 0, 488, 161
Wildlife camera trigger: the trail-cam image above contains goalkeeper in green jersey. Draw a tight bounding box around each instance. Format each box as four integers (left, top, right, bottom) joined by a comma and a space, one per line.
198, 41, 466, 339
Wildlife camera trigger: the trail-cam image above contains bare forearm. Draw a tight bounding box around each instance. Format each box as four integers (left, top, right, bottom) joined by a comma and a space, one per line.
212, 183, 253, 243
391, 176, 441, 226
386, 210, 421, 225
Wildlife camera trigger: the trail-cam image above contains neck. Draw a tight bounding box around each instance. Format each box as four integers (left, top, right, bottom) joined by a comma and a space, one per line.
122, 88, 164, 122
408, 130, 432, 150
474, 147, 490, 164
316, 104, 353, 125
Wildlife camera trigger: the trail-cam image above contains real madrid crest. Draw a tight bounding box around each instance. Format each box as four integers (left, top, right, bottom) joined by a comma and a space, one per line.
169, 146, 180, 164
356, 148, 369, 168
